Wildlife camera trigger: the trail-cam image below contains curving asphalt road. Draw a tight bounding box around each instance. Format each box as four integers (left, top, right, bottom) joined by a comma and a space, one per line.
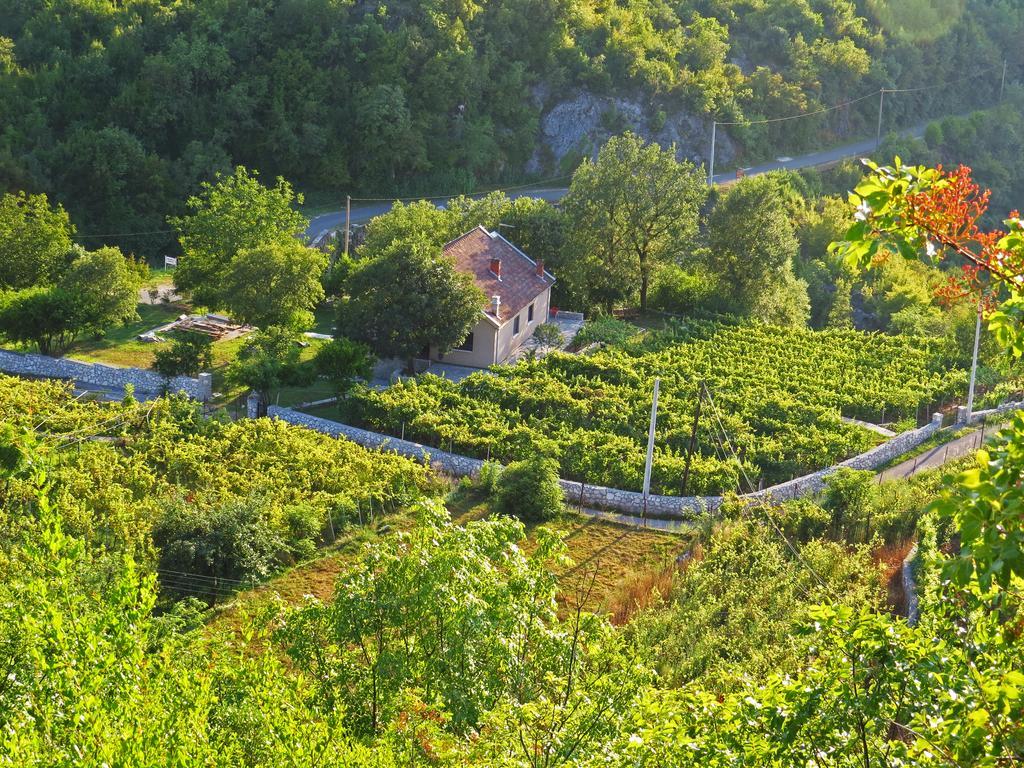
304, 120, 934, 242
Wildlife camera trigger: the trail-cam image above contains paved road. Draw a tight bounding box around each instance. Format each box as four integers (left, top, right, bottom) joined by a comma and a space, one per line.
877, 423, 999, 483
304, 120, 932, 241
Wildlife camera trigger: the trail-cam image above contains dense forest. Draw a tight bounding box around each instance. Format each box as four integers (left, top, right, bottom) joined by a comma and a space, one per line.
0, 0, 1020, 258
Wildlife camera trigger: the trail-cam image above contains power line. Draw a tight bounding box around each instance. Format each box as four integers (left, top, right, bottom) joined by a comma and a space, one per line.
701, 382, 832, 594
346, 174, 573, 203
715, 60, 1005, 128
715, 90, 880, 127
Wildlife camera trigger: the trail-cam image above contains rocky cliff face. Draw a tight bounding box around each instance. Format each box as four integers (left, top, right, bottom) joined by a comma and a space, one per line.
527, 91, 737, 175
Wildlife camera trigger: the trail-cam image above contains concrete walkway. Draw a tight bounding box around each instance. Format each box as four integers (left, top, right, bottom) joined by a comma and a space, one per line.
877, 424, 997, 483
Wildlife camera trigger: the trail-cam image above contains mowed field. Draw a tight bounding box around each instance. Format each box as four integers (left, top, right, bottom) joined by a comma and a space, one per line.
213, 496, 691, 637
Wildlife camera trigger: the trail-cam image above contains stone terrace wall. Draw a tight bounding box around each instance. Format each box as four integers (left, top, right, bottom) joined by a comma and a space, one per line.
0, 349, 213, 401
743, 413, 944, 504
268, 407, 945, 520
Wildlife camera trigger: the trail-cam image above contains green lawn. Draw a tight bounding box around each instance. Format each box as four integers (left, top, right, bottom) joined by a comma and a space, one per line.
310, 302, 336, 336
66, 304, 184, 368
141, 267, 176, 292
8, 295, 339, 409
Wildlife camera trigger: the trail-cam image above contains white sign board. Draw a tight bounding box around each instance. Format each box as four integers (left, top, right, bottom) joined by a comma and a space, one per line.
164, 256, 178, 268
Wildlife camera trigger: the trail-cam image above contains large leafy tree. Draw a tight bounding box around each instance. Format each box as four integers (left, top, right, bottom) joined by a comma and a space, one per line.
220, 240, 327, 330
338, 238, 484, 370
170, 167, 308, 310
0, 191, 74, 290
0, 246, 143, 355
562, 133, 706, 312
278, 500, 647, 749
705, 173, 809, 325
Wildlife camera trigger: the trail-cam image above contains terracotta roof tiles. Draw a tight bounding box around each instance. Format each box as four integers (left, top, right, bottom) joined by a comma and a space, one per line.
442, 226, 555, 325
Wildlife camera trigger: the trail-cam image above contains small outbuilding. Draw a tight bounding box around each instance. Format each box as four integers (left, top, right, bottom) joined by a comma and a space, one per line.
426, 226, 555, 368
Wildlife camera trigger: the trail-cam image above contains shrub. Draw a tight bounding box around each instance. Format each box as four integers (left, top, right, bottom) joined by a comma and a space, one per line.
152, 332, 213, 378
574, 315, 636, 346
152, 494, 285, 599
531, 322, 563, 349
313, 337, 373, 395
822, 468, 877, 542
648, 265, 718, 314
493, 454, 563, 522
476, 461, 502, 495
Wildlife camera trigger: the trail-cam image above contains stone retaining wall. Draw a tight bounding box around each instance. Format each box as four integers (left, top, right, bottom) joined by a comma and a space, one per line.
957, 400, 1024, 426
0, 349, 212, 401
268, 407, 945, 519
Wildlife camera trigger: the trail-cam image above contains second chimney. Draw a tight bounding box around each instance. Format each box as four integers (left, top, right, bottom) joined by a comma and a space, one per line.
490, 257, 502, 279
535, 259, 545, 277
491, 295, 501, 316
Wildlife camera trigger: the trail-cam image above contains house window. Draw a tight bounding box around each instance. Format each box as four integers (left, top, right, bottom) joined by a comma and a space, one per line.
528, 302, 534, 322
456, 331, 474, 352
513, 315, 521, 336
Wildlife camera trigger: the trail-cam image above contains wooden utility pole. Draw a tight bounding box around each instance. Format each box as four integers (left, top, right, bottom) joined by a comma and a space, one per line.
641, 378, 661, 519
344, 195, 351, 257
876, 89, 886, 149
681, 382, 704, 496
707, 122, 717, 186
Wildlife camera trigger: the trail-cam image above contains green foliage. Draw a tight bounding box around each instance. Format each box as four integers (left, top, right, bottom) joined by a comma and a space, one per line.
933, 411, 1024, 591
227, 327, 314, 409
705, 173, 808, 325
351, 317, 964, 493
562, 133, 706, 312
312, 337, 373, 396
278, 500, 648, 754
0, 245, 143, 355
0, 481, 393, 766
531, 322, 564, 349
0, 0, 1014, 260
170, 167, 308, 310
575, 315, 638, 346
220, 240, 327, 330
0, 191, 74, 290
152, 332, 213, 378
0, 375, 427, 571
493, 454, 564, 522
153, 494, 286, 597
822, 467, 877, 542
338, 237, 484, 366
629, 521, 884, 690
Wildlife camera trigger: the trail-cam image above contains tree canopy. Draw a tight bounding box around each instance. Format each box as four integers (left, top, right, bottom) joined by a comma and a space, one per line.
338, 238, 485, 367
170, 167, 308, 310
562, 133, 706, 312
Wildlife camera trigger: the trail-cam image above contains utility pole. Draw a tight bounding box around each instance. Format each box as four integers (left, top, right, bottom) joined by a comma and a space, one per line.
681, 382, 704, 496
966, 301, 982, 419
708, 122, 717, 186
343, 195, 351, 258
876, 89, 886, 150
1000, 59, 1008, 102
641, 378, 661, 519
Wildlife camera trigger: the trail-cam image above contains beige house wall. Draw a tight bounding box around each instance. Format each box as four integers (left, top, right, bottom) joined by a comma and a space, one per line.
430, 286, 552, 369
429, 317, 499, 368
495, 286, 551, 364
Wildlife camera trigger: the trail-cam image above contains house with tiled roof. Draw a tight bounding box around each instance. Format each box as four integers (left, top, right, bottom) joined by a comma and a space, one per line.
427, 225, 555, 368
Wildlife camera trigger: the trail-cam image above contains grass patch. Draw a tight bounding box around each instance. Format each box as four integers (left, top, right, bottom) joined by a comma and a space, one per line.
65, 304, 185, 368
309, 302, 336, 336
447, 484, 691, 615
141, 267, 176, 291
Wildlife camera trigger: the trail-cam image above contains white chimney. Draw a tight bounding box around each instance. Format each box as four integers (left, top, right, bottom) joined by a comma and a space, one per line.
491, 295, 501, 316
